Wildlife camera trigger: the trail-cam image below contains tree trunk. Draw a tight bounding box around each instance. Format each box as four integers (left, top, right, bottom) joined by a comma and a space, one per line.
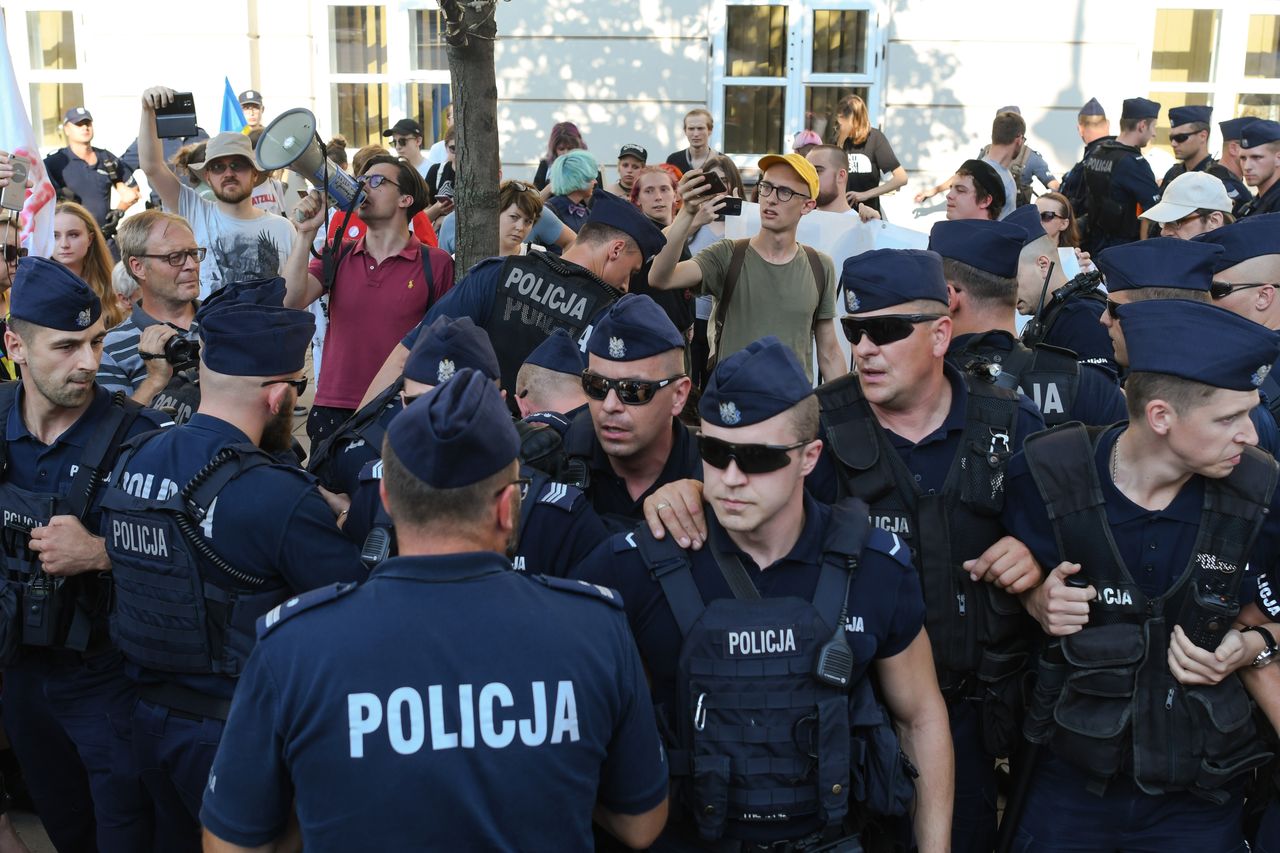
442, 0, 500, 281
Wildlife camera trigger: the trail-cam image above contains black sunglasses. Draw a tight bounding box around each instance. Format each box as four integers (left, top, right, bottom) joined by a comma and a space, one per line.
1210, 281, 1272, 300
840, 313, 943, 346
581, 371, 684, 405
1105, 298, 1122, 320
1039, 210, 1065, 222
698, 434, 809, 474
1, 245, 28, 264
1169, 131, 1203, 144
260, 377, 308, 395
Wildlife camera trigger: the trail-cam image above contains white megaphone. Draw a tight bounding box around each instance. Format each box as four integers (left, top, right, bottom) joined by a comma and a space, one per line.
256, 107, 366, 214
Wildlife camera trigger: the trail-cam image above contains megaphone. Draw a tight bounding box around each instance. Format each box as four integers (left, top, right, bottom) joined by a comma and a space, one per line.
256, 108, 365, 214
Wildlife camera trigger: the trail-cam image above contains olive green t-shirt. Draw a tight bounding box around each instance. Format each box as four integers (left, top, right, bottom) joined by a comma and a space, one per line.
693, 238, 837, 382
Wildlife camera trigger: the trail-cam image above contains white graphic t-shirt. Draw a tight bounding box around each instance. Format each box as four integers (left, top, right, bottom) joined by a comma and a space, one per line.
175, 183, 297, 299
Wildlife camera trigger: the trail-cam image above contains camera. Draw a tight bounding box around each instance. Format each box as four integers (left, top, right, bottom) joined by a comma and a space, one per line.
163, 335, 201, 372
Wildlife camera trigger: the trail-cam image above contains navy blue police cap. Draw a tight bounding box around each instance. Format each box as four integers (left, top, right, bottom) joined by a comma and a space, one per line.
523, 327, 586, 376
585, 190, 667, 261
1004, 204, 1047, 244
1220, 117, 1257, 142
1079, 98, 1105, 118
1116, 300, 1280, 392
700, 336, 812, 428
63, 107, 92, 124
195, 277, 286, 322
1095, 237, 1223, 293
839, 249, 948, 314
1242, 120, 1280, 149
403, 315, 500, 386
1191, 214, 1280, 271
1169, 105, 1212, 127
386, 368, 519, 489
1121, 97, 1161, 121
928, 219, 1027, 278
198, 303, 315, 376
10, 256, 102, 331
587, 293, 684, 361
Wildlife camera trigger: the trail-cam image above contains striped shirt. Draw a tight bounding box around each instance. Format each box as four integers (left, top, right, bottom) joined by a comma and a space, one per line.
97, 302, 199, 395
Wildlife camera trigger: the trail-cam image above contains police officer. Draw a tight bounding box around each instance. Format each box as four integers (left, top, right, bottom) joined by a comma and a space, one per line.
0, 257, 169, 852
341, 316, 609, 578
200, 369, 670, 852
1078, 97, 1163, 254
1239, 120, 1280, 218
1097, 237, 1280, 454
574, 337, 954, 852
361, 190, 667, 407
930, 216, 1126, 427
513, 326, 591, 479
238, 90, 264, 132
1157, 105, 1251, 216
98, 300, 365, 853
43, 107, 139, 232
1220, 117, 1257, 185
1059, 97, 1111, 217
1005, 298, 1280, 850
1015, 210, 1118, 377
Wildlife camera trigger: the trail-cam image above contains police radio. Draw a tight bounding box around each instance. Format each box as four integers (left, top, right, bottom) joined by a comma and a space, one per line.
360, 527, 391, 570
1178, 581, 1239, 651
813, 556, 858, 688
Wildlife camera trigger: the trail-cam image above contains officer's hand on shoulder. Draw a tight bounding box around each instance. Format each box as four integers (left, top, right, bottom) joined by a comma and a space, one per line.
1022, 561, 1094, 636
643, 478, 707, 550
963, 535, 1043, 595
1167, 625, 1251, 686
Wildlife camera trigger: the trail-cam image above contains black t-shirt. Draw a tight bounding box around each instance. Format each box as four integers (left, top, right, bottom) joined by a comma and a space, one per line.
842, 128, 901, 213
628, 235, 695, 335
423, 161, 455, 198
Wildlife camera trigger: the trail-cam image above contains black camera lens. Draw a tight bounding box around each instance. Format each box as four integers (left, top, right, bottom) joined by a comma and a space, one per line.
163, 336, 201, 372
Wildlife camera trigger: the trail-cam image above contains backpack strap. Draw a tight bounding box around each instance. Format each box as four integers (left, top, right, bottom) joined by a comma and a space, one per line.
813, 498, 870, 631
419, 246, 437, 305
709, 239, 750, 373
634, 526, 703, 638
61, 392, 144, 520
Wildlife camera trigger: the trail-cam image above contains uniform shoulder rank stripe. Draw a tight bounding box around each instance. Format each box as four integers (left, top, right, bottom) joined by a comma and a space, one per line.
257, 581, 358, 639
358, 459, 384, 483
865, 527, 913, 569
533, 575, 625, 609
613, 530, 640, 553
537, 480, 581, 511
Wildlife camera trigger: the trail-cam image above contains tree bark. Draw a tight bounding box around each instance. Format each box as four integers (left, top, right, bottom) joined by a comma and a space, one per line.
442, 0, 500, 281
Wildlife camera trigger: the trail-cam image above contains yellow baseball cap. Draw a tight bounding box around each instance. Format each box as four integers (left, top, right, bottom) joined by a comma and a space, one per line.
756, 152, 819, 200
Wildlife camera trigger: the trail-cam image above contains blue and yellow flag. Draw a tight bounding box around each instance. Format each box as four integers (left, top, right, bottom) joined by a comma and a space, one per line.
220, 77, 248, 134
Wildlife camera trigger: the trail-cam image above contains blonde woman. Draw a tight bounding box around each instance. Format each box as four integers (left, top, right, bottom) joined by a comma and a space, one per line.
54, 201, 125, 328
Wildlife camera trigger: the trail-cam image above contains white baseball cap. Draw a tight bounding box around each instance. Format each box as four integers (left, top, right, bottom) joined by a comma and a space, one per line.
1140, 171, 1232, 224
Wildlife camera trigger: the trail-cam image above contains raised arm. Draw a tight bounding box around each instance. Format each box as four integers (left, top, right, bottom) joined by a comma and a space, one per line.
138, 87, 182, 211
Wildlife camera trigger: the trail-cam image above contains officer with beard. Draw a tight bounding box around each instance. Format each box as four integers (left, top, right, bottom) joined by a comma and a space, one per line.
98, 300, 364, 853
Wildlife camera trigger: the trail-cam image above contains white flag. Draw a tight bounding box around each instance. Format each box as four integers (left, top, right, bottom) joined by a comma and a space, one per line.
0, 19, 55, 256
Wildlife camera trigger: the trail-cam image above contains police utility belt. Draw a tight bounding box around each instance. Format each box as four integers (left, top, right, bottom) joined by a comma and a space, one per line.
1021, 424, 1278, 800
0, 384, 142, 663
634, 499, 915, 846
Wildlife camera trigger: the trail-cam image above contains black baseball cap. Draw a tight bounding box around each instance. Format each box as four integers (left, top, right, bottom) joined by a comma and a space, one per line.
618, 144, 648, 163
382, 119, 423, 138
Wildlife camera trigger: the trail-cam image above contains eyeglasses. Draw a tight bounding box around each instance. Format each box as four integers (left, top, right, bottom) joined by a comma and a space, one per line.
1039, 210, 1065, 222
494, 476, 532, 499
1210, 281, 1272, 300
137, 248, 207, 267
1, 245, 28, 264
698, 434, 810, 475
362, 174, 402, 191
260, 377, 308, 395
840, 313, 943, 346
1160, 211, 1206, 232
757, 181, 810, 203
1169, 131, 1203, 144
204, 159, 254, 175
392, 137, 418, 148
1105, 298, 1123, 320
581, 370, 685, 405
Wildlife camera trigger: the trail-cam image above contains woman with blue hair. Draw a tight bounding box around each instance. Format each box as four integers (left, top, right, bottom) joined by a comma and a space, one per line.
545, 149, 600, 234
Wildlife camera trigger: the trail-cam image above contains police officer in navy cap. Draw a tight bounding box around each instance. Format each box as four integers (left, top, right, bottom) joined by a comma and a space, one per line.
513, 326, 591, 477
1060, 97, 1113, 217
338, 318, 609, 578
98, 301, 365, 853
1220, 116, 1258, 185
1002, 298, 1280, 851
1157, 105, 1251, 215
43, 106, 139, 233
0, 257, 168, 852
931, 216, 1127, 428
1078, 97, 1163, 254
1239, 120, 1280, 217
201, 369, 670, 852
360, 188, 667, 408
558, 293, 700, 532
575, 336, 954, 852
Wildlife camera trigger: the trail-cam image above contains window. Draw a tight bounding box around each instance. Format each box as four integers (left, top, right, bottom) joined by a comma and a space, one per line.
711, 0, 881, 162
24, 10, 83, 148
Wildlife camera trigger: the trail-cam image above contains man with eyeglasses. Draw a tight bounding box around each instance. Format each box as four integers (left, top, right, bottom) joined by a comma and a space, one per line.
98, 299, 363, 853
0, 210, 24, 381
1079, 97, 1163, 253
0, 258, 171, 853
201, 369, 669, 853
138, 87, 297, 300
933, 216, 1126, 429
1140, 171, 1235, 240
382, 118, 430, 179
1156, 106, 1250, 217
649, 152, 845, 384
1239, 120, 1280, 219
98, 210, 204, 421
573, 336, 954, 852
43, 106, 139, 232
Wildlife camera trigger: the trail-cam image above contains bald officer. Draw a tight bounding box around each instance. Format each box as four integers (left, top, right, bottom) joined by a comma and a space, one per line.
200, 369, 669, 853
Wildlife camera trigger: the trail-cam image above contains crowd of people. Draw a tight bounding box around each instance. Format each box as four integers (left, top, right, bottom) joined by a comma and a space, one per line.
0, 79, 1278, 853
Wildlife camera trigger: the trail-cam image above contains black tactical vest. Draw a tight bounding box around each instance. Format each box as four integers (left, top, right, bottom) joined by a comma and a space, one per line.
1083, 140, 1144, 244
307, 378, 402, 491
481, 252, 620, 395
1022, 424, 1277, 800
1021, 271, 1107, 354
951, 333, 1082, 427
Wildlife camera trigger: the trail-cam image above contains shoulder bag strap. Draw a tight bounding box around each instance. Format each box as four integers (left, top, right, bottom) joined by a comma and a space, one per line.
708, 239, 750, 373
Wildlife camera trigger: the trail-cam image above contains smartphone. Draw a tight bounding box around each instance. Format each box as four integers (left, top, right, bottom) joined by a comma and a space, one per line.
702, 171, 728, 196
155, 92, 198, 140
715, 196, 744, 221
1, 157, 28, 211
